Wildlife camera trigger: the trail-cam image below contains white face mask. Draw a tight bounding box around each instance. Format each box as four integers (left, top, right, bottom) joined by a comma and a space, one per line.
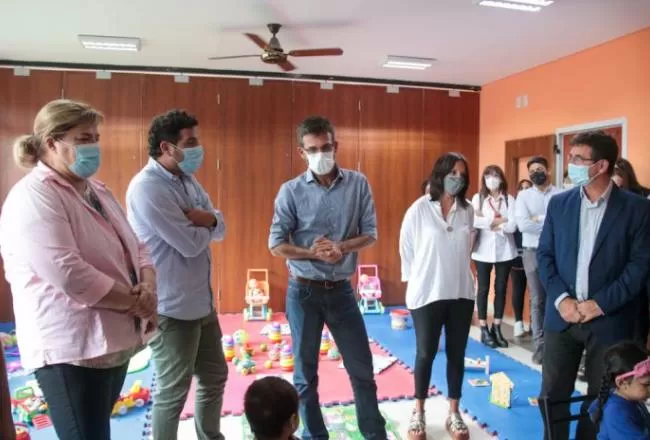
307, 151, 336, 175
485, 176, 501, 191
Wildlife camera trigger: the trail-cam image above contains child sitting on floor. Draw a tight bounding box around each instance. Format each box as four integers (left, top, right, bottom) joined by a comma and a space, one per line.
590, 341, 650, 439
244, 376, 300, 440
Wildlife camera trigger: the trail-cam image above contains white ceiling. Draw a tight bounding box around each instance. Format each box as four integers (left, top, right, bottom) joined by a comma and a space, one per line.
2, 0, 649, 86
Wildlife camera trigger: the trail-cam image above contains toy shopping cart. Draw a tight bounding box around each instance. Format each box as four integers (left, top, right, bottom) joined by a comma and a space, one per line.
356, 264, 385, 314
243, 269, 272, 321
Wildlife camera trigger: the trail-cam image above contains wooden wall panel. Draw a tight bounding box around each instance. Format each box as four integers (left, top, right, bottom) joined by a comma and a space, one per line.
291, 83, 361, 176
63, 72, 143, 206
358, 87, 424, 306
141, 75, 224, 310
422, 90, 480, 196
0, 69, 63, 322
218, 79, 293, 313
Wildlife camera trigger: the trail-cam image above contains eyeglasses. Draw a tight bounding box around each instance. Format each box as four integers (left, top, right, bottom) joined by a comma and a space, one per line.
567, 154, 595, 165
616, 358, 650, 382
302, 144, 334, 154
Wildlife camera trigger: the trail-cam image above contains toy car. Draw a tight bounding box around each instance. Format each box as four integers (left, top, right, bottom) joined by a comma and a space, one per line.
11, 386, 48, 426
356, 265, 385, 314
243, 269, 273, 321
112, 380, 151, 416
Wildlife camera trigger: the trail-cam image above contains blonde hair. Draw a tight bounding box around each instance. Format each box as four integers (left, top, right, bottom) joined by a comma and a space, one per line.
13, 99, 104, 169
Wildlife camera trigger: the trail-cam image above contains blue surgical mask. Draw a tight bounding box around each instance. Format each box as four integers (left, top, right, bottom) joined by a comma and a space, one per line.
68, 143, 101, 179
567, 163, 593, 186
177, 145, 204, 175
444, 174, 465, 196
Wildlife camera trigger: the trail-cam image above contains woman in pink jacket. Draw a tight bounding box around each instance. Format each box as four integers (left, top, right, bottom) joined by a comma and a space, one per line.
0, 99, 157, 440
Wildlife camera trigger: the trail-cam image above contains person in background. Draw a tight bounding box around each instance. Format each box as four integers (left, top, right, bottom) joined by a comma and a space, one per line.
515, 156, 562, 365
511, 179, 532, 337
612, 158, 650, 198
269, 116, 386, 440
244, 376, 300, 440
400, 152, 474, 440
612, 158, 650, 348
563, 170, 574, 190
471, 165, 517, 348
0, 99, 157, 440
537, 131, 650, 440
589, 342, 650, 440
1, 345, 16, 440
126, 110, 228, 440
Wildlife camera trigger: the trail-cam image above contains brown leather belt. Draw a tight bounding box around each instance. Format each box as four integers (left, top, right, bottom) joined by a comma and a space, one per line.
293, 276, 347, 290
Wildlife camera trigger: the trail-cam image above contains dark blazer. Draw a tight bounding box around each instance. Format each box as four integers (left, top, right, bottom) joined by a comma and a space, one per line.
537, 184, 650, 345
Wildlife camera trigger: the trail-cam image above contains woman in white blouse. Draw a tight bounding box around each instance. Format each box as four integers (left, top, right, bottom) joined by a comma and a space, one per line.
400, 152, 474, 440
471, 165, 517, 348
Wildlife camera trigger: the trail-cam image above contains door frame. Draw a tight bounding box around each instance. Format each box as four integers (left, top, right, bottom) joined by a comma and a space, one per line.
555, 117, 628, 185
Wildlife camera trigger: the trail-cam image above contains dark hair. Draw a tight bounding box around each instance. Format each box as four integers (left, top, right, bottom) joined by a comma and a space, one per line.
592, 342, 648, 427
427, 152, 470, 208
527, 156, 548, 170
297, 116, 336, 146
148, 109, 198, 158
614, 158, 650, 197
518, 179, 533, 191
570, 130, 618, 176
244, 376, 298, 440
480, 165, 508, 198
421, 179, 429, 195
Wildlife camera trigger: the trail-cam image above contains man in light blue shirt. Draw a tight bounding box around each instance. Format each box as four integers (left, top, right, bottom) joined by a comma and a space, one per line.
126, 110, 227, 440
269, 116, 387, 440
514, 156, 561, 364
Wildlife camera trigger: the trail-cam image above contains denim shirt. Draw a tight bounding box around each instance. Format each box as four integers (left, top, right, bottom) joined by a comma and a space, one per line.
269, 168, 377, 281
126, 159, 226, 320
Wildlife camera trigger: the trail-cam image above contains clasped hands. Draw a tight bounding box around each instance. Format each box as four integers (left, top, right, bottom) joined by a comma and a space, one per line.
558, 297, 604, 324
310, 237, 344, 264
128, 282, 158, 332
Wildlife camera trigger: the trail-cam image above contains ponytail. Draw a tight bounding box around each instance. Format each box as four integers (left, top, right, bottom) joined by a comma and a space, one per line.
591, 368, 613, 427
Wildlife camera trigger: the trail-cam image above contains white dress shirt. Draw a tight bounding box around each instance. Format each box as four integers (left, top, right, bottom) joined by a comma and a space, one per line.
515, 185, 562, 248
554, 183, 613, 309
471, 193, 517, 263
399, 195, 475, 310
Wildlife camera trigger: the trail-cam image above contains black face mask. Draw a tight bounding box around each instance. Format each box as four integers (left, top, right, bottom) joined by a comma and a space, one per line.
530, 171, 547, 186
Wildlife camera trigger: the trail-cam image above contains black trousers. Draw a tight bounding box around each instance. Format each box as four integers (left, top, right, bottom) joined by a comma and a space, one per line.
474, 260, 514, 321
410, 299, 474, 400
510, 265, 528, 322
34, 363, 129, 440
539, 326, 607, 440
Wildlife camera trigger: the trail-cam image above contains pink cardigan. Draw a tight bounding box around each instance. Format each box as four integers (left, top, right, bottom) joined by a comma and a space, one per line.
0, 162, 153, 370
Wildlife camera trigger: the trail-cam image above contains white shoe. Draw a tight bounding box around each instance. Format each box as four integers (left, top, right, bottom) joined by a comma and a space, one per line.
514, 321, 525, 338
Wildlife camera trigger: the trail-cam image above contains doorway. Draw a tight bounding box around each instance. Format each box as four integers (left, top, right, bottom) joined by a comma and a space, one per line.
504, 134, 557, 192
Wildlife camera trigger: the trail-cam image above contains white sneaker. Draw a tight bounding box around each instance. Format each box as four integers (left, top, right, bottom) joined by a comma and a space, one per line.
514, 321, 525, 337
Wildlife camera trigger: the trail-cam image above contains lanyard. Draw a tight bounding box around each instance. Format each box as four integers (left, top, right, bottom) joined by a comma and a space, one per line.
488, 197, 503, 218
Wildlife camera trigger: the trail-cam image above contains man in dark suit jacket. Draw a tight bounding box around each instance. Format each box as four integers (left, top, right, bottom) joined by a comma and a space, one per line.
537, 130, 650, 440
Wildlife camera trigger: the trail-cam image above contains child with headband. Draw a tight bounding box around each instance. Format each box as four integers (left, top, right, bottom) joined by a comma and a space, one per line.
590, 342, 650, 439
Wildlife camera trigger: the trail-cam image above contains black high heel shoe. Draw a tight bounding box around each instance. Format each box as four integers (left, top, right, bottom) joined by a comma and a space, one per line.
492, 324, 509, 348
480, 326, 497, 348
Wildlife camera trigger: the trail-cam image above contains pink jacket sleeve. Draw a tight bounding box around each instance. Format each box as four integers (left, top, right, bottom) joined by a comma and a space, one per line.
17, 182, 114, 306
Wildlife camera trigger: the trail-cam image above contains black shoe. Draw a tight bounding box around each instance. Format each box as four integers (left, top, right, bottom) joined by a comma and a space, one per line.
492, 324, 509, 348
480, 326, 497, 348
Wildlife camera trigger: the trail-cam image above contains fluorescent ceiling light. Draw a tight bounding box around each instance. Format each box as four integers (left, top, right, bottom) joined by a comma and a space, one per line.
478, 0, 553, 12
383, 56, 435, 70
78, 35, 141, 52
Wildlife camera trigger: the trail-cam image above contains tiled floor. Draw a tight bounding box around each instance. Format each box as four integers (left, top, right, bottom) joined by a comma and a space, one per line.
177, 320, 581, 439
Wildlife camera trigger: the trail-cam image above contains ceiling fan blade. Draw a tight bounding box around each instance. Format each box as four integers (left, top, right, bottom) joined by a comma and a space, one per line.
278, 60, 297, 72
245, 33, 269, 50
288, 48, 343, 57
208, 55, 260, 61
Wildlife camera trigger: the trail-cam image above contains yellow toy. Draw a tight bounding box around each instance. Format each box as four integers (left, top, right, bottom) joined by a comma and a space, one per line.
260, 343, 268, 352
489, 372, 514, 408
280, 344, 294, 372
243, 269, 272, 321
233, 329, 249, 345
222, 335, 235, 362
320, 330, 331, 355
268, 322, 283, 343
264, 360, 273, 369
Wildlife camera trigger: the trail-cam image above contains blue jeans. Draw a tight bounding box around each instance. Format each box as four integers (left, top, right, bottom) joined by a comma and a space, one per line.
286, 279, 387, 440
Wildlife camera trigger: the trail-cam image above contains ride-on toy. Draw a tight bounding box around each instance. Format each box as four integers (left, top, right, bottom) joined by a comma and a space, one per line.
244, 268, 272, 321
356, 264, 385, 314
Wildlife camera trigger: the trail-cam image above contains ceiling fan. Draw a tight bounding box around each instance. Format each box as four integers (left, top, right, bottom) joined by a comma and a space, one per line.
208, 23, 344, 72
